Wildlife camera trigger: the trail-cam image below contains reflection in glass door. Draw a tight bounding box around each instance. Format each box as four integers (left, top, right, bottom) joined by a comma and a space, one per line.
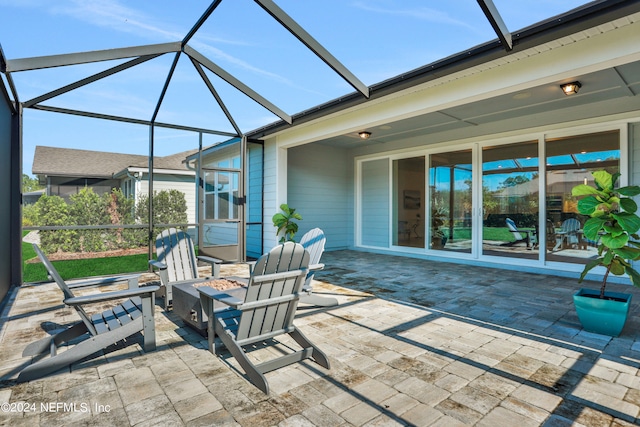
429, 150, 472, 253
545, 130, 619, 264
482, 141, 539, 260
392, 157, 425, 248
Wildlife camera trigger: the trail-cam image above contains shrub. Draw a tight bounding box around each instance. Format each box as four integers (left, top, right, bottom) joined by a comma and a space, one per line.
22, 204, 39, 227
33, 187, 188, 253
104, 188, 143, 249
34, 195, 76, 253
136, 189, 188, 238
69, 187, 109, 252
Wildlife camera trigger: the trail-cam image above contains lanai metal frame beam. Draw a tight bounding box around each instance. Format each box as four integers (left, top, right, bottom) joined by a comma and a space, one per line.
184, 45, 293, 124
190, 57, 242, 136
4, 42, 181, 72
29, 104, 237, 137
23, 54, 161, 108
254, 0, 370, 98
477, 0, 513, 51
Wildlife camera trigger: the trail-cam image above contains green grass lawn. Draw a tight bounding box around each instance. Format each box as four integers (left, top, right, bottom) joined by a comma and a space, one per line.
22, 231, 150, 283
451, 227, 519, 242
21, 227, 517, 283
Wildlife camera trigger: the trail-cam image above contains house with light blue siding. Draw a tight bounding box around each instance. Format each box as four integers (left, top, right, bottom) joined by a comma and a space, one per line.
236, 5, 640, 283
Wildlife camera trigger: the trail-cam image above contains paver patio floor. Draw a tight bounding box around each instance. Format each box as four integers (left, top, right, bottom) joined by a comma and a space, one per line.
1, 250, 640, 426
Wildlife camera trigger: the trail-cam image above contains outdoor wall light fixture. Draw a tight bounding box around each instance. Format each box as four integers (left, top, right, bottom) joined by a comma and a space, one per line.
560, 81, 581, 95
359, 131, 372, 140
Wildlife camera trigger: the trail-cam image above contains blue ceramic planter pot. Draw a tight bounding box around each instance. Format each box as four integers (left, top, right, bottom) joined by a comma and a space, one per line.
573, 288, 631, 337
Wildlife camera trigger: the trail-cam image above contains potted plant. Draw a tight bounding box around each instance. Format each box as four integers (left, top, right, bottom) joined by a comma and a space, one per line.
272, 203, 302, 243
431, 207, 448, 249
570, 170, 640, 336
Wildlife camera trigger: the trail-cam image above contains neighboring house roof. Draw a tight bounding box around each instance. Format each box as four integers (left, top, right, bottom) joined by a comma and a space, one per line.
32, 146, 197, 179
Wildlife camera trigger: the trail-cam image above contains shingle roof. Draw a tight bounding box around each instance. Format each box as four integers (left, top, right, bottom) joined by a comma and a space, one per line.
32, 146, 196, 178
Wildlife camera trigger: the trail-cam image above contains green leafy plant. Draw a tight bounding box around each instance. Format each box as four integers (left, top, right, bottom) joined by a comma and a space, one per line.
136, 189, 188, 242
272, 203, 302, 243
571, 170, 640, 297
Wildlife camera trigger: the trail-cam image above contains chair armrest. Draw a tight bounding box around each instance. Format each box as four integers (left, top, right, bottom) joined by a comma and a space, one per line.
197, 255, 223, 265
67, 274, 140, 290
309, 263, 324, 272
197, 286, 243, 308
149, 260, 167, 270
197, 256, 223, 278
247, 260, 257, 274
64, 285, 160, 306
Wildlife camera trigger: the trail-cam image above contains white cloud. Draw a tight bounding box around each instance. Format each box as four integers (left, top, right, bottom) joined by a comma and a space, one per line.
352, 1, 476, 30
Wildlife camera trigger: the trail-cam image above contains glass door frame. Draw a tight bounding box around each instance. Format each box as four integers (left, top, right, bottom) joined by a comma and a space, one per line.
426, 146, 476, 258
355, 122, 626, 272
198, 166, 244, 262
541, 125, 627, 270
476, 136, 545, 266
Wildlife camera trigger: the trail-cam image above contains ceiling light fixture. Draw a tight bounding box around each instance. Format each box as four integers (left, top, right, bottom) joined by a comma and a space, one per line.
560, 81, 581, 95
359, 131, 372, 140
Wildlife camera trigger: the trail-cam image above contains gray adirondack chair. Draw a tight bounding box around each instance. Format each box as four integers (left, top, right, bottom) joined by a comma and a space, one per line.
298, 228, 338, 307
556, 218, 583, 250
198, 242, 330, 394
149, 228, 222, 309
18, 245, 159, 382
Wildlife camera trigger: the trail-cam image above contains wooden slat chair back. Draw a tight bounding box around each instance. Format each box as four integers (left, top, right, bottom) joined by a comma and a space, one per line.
198, 242, 330, 394
505, 218, 523, 241
18, 245, 158, 382
546, 220, 559, 251
236, 242, 309, 342
504, 217, 534, 247
298, 228, 338, 307
150, 228, 222, 309
156, 228, 199, 282
560, 218, 582, 247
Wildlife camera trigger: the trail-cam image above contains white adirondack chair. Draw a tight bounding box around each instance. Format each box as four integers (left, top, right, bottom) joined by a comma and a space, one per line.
19, 245, 159, 382
198, 242, 330, 394
298, 228, 338, 307
149, 228, 222, 309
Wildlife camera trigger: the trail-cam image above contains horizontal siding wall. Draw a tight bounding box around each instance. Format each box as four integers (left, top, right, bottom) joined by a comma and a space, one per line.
360, 159, 390, 248
288, 143, 350, 250
246, 144, 263, 259
261, 141, 280, 252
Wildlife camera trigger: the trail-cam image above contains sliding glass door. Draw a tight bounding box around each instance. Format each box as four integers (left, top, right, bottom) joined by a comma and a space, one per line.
392, 157, 425, 248
481, 141, 539, 260
429, 150, 473, 253
357, 128, 622, 269
545, 130, 619, 264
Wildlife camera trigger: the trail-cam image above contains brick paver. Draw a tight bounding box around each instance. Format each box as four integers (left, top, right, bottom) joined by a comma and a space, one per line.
1, 250, 640, 426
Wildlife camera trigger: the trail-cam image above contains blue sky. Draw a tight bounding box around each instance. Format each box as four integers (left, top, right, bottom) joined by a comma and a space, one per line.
0, 0, 589, 176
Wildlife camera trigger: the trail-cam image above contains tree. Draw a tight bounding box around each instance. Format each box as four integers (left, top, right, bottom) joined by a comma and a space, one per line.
22, 174, 43, 193
136, 189, 188, 239
499, 174, 530, 189
69, 187, 110, 252
34, 194, 76, 253
104, 189, 141, 249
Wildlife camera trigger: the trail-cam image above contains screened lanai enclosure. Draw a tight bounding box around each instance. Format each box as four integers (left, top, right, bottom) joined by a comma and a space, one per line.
2, 0, 640, 304
0, 0, 378, 299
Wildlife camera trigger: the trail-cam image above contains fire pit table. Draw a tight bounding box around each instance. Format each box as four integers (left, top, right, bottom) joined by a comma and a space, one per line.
172, 279, 247, 335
